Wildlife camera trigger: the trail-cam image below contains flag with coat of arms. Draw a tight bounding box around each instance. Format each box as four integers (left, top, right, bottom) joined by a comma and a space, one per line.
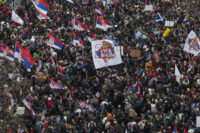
96, 16, 113, 31
47, 34, 64, 50
183, 31, 200, 56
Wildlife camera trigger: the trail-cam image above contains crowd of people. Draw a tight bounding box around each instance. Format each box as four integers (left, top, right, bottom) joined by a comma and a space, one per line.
0, 0, 200, 132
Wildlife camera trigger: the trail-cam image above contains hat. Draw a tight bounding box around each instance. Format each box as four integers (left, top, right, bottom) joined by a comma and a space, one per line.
48, 97, 51, 101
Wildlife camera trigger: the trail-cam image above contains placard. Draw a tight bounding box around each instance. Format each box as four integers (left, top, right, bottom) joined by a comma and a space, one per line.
197, 116, 200, 127
144, 5, 153, 11
165, 21, 175, 27
130, 50, 140, 57
16, 107, 25, 115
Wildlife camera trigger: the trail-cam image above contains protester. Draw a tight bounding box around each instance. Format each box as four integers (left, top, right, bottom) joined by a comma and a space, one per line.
0, 0, 200, 132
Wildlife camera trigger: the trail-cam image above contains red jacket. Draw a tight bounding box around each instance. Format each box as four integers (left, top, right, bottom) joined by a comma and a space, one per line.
47, 100, 53, 109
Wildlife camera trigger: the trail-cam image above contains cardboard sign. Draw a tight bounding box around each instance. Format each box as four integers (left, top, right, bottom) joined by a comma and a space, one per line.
165, 21, 175, 27
144, 5, 153, 11
16, 107, 25, 115
130, 50, 140, 57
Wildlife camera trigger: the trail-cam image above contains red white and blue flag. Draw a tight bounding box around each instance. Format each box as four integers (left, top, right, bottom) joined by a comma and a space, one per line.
74, 18, 90, 32
88, 32, 98, 42
31, 0, 49, 15
21, 47, 36, 72
37, 10, 49, 20
73, 34, 84, 48
14, 41, 23, 62
14, 42, 36, 72
0, 44, 15, 61
47, 78, 63, 89
96, 4, 103, 16
23, 96, 35, 115
96, 16, 113, 31
47, 34, 64, 50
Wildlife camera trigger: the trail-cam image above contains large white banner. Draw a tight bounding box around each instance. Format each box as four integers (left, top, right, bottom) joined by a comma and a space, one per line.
91, 40, 122, 69
183, 31, 200, 56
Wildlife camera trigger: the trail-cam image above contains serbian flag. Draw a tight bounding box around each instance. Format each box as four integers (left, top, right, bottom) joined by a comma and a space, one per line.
15, 41, 36, 72
111, 0, 117, 7
88, 32, 97, 42
23, 96, 35, 115
47, 78, 63, 89
0, 47, 4, 57
96, 4, 103, 16
74, 18, 90, 32
21, 47, 36, 72
37, 10, 49, 20
47, 34, 64, 50
14, 41, 23, 62
31, 0, 49, 15
0, 44, 15, 61
73, 34, 84, 48
154, 49, 160, 62
96, 16, 113, 31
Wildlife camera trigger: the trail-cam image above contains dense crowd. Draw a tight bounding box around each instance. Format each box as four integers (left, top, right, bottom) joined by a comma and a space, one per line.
0, 0, 200, 132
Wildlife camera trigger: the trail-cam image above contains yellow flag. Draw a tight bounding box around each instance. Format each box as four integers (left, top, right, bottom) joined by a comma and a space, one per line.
163, 28, 171, 37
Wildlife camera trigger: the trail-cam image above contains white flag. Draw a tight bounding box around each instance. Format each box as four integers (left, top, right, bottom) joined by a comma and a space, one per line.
66, 0, 73, 3
175, 64, 181, 83
183, 31, 200, 56
11, 10, 24, 25
91, 40, 122, 69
